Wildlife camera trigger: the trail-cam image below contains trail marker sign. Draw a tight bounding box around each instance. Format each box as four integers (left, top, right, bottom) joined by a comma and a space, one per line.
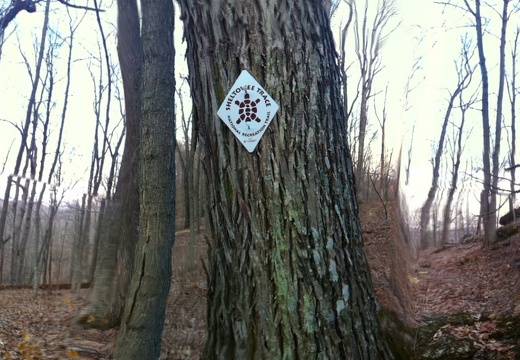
217, 70, 279, 152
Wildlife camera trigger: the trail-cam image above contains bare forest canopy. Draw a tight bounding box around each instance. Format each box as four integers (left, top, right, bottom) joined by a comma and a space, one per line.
0, 0, 520, 359
2, 0, 520, 248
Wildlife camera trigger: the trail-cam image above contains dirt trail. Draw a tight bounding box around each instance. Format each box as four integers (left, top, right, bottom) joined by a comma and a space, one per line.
413, 240, 520, 320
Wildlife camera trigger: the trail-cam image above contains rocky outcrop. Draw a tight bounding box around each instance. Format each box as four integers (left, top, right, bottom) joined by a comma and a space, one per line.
381, 312, 520, 359
499, 207, 520, 225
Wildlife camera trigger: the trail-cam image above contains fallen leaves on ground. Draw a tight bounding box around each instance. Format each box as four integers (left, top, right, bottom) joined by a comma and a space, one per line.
412, 239, 520, 319
0, 288, 114, 359
362, 202, 520, 358
0, 231, 207, 359
1, 204, 520, 358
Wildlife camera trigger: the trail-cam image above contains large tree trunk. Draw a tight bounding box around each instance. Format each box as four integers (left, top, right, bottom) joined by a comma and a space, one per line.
111, 0, 175, 357
178, 1, 392, 358
79, 0, 142, 329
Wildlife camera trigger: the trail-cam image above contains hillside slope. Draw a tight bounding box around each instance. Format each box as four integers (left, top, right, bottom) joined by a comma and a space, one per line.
361, 201, 520, 359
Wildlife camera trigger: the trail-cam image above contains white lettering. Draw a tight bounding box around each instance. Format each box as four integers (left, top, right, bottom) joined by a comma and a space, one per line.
227, 115, 242, 135
225, 87, 242, 111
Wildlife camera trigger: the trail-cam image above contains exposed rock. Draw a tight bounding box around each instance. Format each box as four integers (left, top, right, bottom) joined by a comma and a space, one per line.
417, 335, 475, 360
496, 223, 519, 240
407, 313, 520, 360
460, 234, 477, 244
499, 207, 520, 225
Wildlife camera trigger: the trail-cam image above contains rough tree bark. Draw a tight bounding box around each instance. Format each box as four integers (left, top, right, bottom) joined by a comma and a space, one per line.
111, 0, 175, 356
178, 1, 393, 358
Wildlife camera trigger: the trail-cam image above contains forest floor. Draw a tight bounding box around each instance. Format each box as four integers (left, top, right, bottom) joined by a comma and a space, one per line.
0, 202, 520, 359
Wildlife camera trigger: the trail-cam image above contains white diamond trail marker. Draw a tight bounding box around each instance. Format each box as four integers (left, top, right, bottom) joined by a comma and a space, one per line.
217, 70, 279, 153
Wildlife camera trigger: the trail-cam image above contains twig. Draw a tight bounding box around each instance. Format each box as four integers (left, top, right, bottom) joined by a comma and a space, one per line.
505, 164, 520, 172
56, 0, 105, 12
370, 176, 388, 220
68, 345, 108, 357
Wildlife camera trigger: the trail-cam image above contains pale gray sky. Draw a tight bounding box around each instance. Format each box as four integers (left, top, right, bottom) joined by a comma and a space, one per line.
0, 0, 518, 223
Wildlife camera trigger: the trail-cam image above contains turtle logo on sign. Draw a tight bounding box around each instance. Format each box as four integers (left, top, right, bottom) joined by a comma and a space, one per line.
236, 93, 261, 126
217, 70, 279, 153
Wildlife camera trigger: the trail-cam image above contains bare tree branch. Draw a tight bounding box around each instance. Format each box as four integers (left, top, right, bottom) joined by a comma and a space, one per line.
55, 0, 105, 12
0, 0, 36, 32
0, 0, 104, 37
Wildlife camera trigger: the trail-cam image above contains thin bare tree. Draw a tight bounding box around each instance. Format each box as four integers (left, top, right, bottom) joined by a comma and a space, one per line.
347, 0, 398, 198
488, 0, 511, 245
441, 42, 477, 246
505, 27, 519, 220
456, 0, 512, 245
375, 85, 389, 200
176, 77, 196, 230
420, 40, 473, 248
175, 77, 200, 273
33, 8, 84, 294
0, 1, 50, 283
